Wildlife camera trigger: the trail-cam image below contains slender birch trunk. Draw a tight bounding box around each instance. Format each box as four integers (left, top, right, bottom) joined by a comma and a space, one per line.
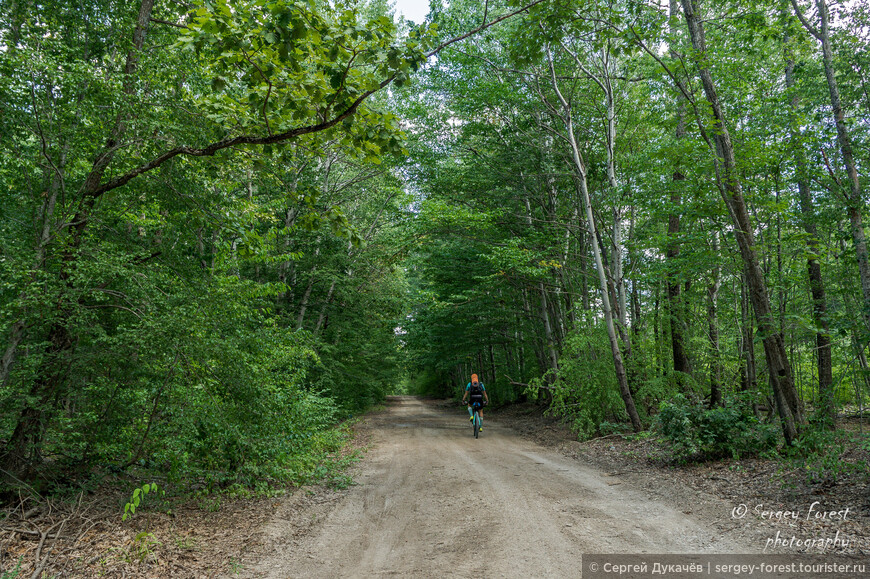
792, 0, 870, 335
707, 231, 722, 407
545, 46, 642, 431
680, 0, 801, 443
785, 23, 835, 425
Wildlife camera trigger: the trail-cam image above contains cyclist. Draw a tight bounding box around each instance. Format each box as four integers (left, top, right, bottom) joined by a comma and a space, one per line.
460, 373, 489, 431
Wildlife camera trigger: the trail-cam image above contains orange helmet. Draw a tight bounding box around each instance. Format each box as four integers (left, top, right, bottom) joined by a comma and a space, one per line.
471, 373, 478, 383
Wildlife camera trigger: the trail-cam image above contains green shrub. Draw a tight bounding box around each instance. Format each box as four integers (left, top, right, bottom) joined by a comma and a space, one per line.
403, 368, 445, 397
122, 483, 161, 521
8, 273, 349, 490
598, 421, 633, 436
656, 394, 780, 460
785, 424, 867, 484
543, 329, 629, 438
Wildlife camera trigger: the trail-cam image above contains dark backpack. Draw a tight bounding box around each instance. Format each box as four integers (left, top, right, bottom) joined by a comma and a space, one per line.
469, 382, 484, 397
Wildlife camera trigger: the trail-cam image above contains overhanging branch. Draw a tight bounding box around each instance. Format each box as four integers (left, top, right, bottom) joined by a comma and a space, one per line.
90, 0, 553, 200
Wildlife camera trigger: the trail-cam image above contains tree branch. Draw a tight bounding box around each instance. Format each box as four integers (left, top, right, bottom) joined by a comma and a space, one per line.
790, 0, 822, 41
426, 0, 551, 58
240, 50, 274, 136
505, 374, 534, 388
88, 0, 553, 200
149, 17, 189, 30
88, 78, 390, 199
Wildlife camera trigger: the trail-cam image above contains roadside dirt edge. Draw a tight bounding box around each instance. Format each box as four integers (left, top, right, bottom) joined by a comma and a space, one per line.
485, 400, 869, 557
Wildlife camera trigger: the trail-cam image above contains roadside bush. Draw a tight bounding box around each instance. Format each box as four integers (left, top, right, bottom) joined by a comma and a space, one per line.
656, 394, 779, 461
785, 423, 869, 484
1, 272, 342, 493
545, 329, 628, 438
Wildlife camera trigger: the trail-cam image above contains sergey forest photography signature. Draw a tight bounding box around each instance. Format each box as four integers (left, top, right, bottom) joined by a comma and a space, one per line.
731, 502, 855, 552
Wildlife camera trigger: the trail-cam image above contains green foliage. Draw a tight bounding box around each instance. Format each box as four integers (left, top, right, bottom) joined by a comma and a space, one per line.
174, 0, 439, 166
784, 424, 867, 485
399, 0, 870, 477
127, 532, 160, 563
656, 395, 780, 461
123, 482, 161, 522
598, 421, 633, 436
0, 0, 416, 496
2, 0, 869, 502
5, 266, 343, 487
545, 329, 629, 438
404, 369, 446, 397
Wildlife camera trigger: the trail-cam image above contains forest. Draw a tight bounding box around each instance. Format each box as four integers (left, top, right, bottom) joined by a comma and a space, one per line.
1, 0, 869, 499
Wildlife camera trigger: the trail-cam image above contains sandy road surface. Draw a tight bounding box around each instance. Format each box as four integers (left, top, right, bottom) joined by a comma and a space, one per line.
248, 396, 752, 578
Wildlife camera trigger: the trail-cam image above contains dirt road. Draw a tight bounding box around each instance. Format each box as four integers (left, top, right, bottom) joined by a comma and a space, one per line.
247, 397, 752, 577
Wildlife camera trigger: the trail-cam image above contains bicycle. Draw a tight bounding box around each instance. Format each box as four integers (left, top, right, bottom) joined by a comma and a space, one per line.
464, 401, 485, 438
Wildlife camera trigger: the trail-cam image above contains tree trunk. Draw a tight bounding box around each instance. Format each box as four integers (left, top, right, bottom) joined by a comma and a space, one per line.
545, 47, 642, 431
793, 0, 870, 334
295, 273, 316, 330
0, 321, 25, 387
785, 27, 835, 425
539, 283, 560, 376
667, 172, 692, 382
853, 333, 870, 397
277, 205, 298, 309
488, 344, 497, 388
578, 229, 591, 312
522, 195, 559, 378
560, 205, 579, 330
667, 0, 693, 383
578, 164, 642, 431
522, 287, 548, 376
654, 288, 663, 381
707, 231, 722, 407
739, 280, 758, 393
314, 280, 336, 336
548, 283, 565, 350
295, 240, 322, 330
681, 0, 801, 444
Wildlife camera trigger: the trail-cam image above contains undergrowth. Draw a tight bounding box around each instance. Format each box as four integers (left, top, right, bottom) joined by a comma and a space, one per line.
655, 394, 780, 461
648, 395, 869, 487
782, 423, 869, 486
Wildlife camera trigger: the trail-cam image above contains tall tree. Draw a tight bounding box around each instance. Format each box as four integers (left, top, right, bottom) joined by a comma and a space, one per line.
791, 0, 870, 335
542, 41, 642, 431
784, 13, 834, 424
677, 0, 802, 443
667, 0, 693, 383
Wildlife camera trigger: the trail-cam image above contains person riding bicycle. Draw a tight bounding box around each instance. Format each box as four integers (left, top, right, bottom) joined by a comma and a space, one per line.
461, 374, 489, 431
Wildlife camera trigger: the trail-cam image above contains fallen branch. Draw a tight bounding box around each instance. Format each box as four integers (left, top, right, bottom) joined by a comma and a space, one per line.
504, 374, 531, 388
7, 529, 68, 540
576, 432, 632, 444
508, 378, 554, 391
31, 519, 66, 579
504, 374, 554, 390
